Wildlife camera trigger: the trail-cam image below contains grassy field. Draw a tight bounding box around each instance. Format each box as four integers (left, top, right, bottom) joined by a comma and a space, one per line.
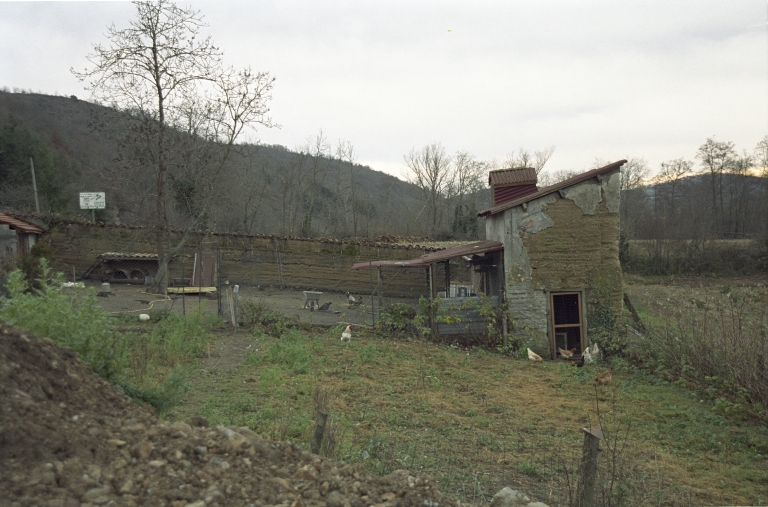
7, 261, 764, 505
119, 306, 768, 507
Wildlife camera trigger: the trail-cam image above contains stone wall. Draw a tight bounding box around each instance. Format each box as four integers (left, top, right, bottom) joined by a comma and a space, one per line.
37, 219, 434, 297
486, 169, 623, 354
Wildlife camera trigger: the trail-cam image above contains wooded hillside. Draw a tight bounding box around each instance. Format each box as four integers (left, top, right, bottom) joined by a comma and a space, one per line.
0, 91, 487, 239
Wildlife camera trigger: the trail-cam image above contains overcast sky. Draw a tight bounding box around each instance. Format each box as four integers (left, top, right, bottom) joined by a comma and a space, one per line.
1, 1, 766, 179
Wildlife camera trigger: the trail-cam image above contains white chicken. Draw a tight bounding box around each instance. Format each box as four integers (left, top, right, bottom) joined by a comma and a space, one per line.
583, 348, 593, 364
527, 348, 543, 362
590, 342, 600, 359
340, 324, 352, 342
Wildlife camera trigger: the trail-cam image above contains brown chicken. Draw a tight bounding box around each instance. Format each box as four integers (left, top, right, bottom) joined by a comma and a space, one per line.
594, 367, 613, 385
558, 347, 576, 359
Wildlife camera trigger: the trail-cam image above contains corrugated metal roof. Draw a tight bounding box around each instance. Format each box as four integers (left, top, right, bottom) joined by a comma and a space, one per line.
0, 213, 44, 234
488, 167, 537, 187
351, 240, 503, 269
99, 252, 159, 261
478, 160, 627, 217
419, 240, 503, 263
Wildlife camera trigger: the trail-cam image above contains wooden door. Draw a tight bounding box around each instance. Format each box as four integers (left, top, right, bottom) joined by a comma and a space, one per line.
550, 292, 584, 357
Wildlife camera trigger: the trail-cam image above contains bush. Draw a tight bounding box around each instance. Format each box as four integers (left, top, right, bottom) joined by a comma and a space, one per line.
377, 302, 418, 333
240, 300, 298, 337
0, 260, 123, 380
0, 260, 191, 414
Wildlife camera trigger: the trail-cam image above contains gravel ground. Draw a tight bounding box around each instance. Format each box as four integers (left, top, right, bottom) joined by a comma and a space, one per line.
0, 323, 468, 507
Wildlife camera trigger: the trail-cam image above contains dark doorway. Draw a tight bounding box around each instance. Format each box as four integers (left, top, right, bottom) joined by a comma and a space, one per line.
551, 292, 584, 358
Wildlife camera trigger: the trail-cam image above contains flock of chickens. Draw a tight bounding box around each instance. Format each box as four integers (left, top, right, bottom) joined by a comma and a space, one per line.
339, 331, 611, 384
339, 296, 613, 384
527, 343, 613, 385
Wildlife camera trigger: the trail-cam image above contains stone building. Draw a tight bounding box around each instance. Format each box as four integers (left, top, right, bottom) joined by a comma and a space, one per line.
478, 160, 626, 358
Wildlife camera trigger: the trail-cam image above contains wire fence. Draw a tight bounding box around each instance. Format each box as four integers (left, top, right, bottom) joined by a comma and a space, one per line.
83, 245, 430, 328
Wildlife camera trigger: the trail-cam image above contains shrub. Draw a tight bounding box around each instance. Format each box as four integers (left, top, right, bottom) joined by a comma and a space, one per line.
377, 302, 418, 333
0, 260, 191, 414
0, 260, 122, 380
240, 300, 296, 337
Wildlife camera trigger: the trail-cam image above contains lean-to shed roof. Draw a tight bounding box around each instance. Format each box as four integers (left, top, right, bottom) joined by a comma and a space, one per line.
0, 213, 45, 234
351, 240, 503, 270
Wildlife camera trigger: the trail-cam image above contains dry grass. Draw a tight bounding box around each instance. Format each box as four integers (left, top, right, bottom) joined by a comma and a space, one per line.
159, 321, 768, 506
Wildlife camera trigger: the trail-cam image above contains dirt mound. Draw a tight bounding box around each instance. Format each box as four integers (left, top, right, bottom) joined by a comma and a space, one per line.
0, 324, 464, 507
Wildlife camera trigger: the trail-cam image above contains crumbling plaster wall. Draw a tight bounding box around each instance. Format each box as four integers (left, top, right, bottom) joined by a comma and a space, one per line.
486, 170, 622, 354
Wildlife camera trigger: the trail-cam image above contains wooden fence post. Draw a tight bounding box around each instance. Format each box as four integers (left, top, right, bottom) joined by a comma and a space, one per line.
576, 425, 604, 507
310, 410, 328, 455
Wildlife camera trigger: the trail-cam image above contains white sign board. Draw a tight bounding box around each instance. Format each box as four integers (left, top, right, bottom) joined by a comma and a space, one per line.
79, 192, 106, 210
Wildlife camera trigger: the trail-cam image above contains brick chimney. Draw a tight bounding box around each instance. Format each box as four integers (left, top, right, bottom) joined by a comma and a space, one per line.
488, 167, 538, 206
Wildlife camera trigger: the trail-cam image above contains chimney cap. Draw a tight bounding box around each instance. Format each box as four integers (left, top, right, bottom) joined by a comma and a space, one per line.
488, 167, 537, 187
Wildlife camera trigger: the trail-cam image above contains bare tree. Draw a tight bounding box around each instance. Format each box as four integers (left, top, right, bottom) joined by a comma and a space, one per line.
538, 169, 580, 187
754, 136, 768, 234
696, 138, 736, 231
727, 150, 754, 235
274, 151, 309, 236
616, 158, 650, 238
226, 146, 271, 234
447, 152, 487, 238
299, 130, 331, 236
503, 146, 555, 174
334, 139, 358, 236
658, 158, 692, 217
404, 142, 453, 237
754, 136, 768, 175
73, 0, 275, 292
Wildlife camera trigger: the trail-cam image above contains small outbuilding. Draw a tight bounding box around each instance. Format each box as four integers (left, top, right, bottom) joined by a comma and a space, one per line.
478, 160, 626, 358
0, 213, 45, 257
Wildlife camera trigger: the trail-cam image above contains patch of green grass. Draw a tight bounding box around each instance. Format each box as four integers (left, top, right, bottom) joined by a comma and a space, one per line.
516, 462, 540, 476
156, 299, 768, 506
358, 342, 383, 364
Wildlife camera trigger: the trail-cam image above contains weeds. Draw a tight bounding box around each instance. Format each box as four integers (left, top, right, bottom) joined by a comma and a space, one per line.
0, 260, 122, 380
159, 300, 768, 506
116, 367, 188, 416
0, 260, 191, 414
644, 286, 768, 414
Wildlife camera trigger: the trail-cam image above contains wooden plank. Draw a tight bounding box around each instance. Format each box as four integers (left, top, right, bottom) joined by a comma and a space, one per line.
167, 287, 217, 294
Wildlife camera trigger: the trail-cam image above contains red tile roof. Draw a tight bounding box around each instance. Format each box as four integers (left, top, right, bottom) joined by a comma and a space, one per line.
0, 213, 44, 234
478, 160, 627, 217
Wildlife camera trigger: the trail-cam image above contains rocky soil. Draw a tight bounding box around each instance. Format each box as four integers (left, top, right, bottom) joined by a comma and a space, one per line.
0, 323, 466, 507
